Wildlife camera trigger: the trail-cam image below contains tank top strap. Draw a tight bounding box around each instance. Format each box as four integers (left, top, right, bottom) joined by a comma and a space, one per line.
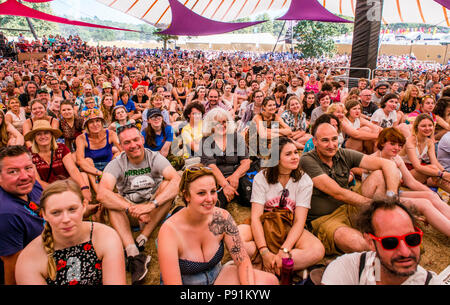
89, 220, 94, 242
85, 133, 91, 149
106, 129, 110, 143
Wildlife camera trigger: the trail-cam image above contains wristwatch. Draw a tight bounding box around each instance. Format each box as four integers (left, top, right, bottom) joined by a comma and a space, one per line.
386, 190, 396, 200
152, 199, 159, 209
281, 248, 290, 254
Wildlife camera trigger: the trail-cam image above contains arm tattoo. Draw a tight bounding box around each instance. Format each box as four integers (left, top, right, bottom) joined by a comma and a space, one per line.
209, 211, 244, 263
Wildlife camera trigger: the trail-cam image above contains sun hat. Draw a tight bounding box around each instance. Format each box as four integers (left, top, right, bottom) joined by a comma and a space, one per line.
82, 108, 106, 129
102, 82, 112, 89
24, 119, 62, 141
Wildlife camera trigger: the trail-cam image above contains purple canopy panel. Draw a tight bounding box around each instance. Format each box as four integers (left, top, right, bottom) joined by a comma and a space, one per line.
277, 0, 352, 23
434, 0, 450, 10
0, 0, 138, 32
159, 0, 265, 36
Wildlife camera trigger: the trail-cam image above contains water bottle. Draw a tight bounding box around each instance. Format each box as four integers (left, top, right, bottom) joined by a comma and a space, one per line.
280, 257, 294, 285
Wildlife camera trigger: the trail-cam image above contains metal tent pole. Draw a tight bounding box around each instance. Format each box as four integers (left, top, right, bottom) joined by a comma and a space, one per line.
272, 20, 286, 53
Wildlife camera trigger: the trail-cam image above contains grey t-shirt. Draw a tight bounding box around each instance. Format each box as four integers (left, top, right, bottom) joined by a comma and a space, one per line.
438, 131, 450, 172
104, 149, 171, 203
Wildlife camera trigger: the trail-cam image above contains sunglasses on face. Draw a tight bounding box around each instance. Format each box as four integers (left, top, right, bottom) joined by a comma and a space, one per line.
369, 227, 423, 251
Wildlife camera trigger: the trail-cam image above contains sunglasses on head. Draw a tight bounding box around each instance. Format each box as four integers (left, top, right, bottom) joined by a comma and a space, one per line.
117, 123, 137, 135
369, 227, 423, 251
279, 188, 289, 208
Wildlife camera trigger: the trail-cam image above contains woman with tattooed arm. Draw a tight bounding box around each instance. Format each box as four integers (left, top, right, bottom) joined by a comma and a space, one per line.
157, 165, 278, 285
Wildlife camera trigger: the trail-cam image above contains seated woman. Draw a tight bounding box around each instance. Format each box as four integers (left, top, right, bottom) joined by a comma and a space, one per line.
141, 94, 171, 130
131, 85, 150, 120
302, 91, 317, 124
325, 103, 346, 148
399, 113, 450, 194
281, 95, 312, 149
406, 95, 449, 130
433, 97, 450, 141
340, 98, 382, 154
361, 127, 450, 236
370, 93, 400, 129
59, 100, 84, 153
0, 109, 24, 147
109, 105, 136, 134
100, 93, 115, 126
157, 165, 278, 285
251, 96, 292, 156
239, 90, 264, 132
200, 108, 251, 208
76, 109, 121, 193
15, 180, 126, 285
238, 137, 325, 276
310, 92, 331, 126
5, 97, 26, 134
25, 119, 92, 200
181, 101, 205, 159
400, 84, 421, 115
142, 108, 173, 158
23, 99, 60, 147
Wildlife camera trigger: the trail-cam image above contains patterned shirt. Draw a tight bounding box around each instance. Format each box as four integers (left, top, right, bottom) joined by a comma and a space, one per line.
281, 110, 307, 132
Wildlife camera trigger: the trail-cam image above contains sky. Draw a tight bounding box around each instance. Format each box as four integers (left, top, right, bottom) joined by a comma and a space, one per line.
50, 0, 146, 24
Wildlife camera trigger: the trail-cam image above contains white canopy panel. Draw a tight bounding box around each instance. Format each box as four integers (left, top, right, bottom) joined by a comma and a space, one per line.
96, 0, 450, 29
323, 0, 450, 26
96, 0, 291, 27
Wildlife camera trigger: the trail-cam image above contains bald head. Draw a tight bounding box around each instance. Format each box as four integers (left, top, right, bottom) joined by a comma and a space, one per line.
314, 123, 338, 139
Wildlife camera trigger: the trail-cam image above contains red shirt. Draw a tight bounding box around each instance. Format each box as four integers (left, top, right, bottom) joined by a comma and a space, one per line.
31, 143, 71, 183
132, 81, 150, 90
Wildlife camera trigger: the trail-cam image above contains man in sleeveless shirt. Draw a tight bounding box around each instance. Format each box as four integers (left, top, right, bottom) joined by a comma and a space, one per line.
97, 125, 180, 285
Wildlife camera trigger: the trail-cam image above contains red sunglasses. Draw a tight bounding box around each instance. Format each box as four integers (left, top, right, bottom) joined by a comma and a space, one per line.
369, 227, 423, 251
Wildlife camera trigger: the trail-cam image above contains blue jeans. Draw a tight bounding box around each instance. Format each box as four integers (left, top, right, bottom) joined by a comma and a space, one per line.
160, 262, 222, 285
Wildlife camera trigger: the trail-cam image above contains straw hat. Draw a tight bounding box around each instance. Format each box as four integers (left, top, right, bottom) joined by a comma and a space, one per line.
82, 108, 106, 129
24, 119, 62, 141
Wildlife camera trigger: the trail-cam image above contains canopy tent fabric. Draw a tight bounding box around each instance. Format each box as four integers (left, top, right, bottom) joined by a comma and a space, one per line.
97, 0, 291, 28
159, 0, 265, 35
323, 0, 450, 26
0, 0, 139, 32
277, 0, 352, 23
20, 0, 54, 2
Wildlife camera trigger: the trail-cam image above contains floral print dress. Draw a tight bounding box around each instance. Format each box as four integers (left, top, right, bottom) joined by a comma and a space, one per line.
46, 222, 102, 285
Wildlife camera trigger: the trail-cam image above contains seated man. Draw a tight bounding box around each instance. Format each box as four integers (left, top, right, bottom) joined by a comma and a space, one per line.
0, 145, 45, 284
300, 122, 400, 256
322, 198, 442, 285
96, 124, 181, 285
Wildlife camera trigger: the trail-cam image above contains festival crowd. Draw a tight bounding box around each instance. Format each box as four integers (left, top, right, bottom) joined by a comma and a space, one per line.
0, 33, 448, 286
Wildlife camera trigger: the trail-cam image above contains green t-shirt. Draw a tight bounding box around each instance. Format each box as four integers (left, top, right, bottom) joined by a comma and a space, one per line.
300, 148, 364, 221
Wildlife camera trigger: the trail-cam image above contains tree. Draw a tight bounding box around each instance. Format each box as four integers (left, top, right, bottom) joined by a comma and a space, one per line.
153, 28, 178, 50
293, 19, 352, 58
0, 1, 57, 37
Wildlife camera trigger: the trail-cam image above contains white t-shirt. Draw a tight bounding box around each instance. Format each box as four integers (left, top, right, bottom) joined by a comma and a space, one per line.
251, 170, 313, 212
370, 108, 397, 128
321, 251, 441, 285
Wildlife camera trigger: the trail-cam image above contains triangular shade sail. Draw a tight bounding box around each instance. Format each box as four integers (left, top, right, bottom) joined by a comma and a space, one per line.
435, 0, 450, 10
0, 0, 138, 32
158, 0, 265, 36
277, 0, 352, 23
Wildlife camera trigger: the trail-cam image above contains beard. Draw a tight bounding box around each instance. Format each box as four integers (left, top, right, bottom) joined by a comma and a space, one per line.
378, 253, 420, 277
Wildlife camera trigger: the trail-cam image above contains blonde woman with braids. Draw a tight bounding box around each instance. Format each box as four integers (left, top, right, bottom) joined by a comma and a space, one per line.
15, 180, 126, 285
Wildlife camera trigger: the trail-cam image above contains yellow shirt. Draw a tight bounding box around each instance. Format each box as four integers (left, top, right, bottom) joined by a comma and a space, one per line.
181, 122, 203, 158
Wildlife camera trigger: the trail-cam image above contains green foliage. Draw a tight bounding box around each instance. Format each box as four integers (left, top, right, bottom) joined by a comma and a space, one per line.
153, 28, 178, 50
230, 14, 285, 35
293, 19, 353, 58
0, 1, 57, 37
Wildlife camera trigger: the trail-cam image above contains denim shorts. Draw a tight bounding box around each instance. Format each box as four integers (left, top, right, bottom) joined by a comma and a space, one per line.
160, 261, 221, 285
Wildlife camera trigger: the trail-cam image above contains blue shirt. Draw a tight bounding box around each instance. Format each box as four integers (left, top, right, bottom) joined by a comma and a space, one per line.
142, 125, 174, 152
116, 99, 136, 113
0, 181, 44, 257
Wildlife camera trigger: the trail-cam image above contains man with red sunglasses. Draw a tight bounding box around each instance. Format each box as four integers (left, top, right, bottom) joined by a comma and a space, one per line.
321, 199, 441, 285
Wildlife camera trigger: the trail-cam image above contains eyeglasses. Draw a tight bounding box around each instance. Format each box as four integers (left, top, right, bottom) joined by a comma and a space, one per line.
117, 123, 137, 135
279, 188, 289, 208
369, 227, 423, 251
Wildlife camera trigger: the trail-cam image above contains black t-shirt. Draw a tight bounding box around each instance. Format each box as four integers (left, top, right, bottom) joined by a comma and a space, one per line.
361, 102, 379, 118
